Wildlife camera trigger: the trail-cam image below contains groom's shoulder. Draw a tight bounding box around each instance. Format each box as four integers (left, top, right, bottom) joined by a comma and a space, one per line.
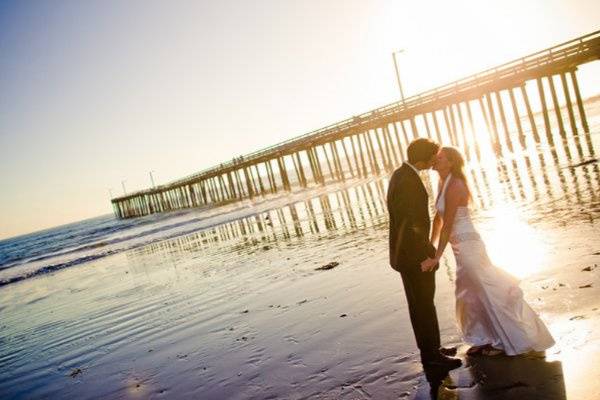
390, 164, 411, 182
391, 163, 408, 176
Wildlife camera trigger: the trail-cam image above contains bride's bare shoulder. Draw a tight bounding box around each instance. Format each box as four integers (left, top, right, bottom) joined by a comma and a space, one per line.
447, 178, 469, 199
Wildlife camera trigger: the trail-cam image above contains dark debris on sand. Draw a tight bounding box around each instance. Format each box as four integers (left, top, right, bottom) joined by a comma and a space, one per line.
69, 368, 83, 378
315, 262, 339, 271
579, 283, 593, 288
582, 265, 597, 272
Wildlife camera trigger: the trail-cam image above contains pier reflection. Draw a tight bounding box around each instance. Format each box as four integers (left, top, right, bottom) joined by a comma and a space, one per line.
127, 127, 599, 271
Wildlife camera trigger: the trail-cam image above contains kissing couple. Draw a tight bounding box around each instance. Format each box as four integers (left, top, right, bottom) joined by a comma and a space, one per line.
386, 138, 555, 369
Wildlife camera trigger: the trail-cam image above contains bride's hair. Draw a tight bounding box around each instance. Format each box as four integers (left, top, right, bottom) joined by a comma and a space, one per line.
441, 146, 471, 200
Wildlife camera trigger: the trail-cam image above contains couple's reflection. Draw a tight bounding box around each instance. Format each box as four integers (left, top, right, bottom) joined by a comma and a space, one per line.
415, 354, 566, 399
417, 364, 453, 400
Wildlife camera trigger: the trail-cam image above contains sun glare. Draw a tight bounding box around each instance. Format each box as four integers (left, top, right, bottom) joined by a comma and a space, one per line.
482, 205, 548, 279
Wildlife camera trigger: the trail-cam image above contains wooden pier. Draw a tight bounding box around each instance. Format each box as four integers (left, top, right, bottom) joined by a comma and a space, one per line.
112, 30, 600, 219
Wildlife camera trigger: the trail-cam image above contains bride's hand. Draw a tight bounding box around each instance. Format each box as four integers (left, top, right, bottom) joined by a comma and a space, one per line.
421, 257, 438, 272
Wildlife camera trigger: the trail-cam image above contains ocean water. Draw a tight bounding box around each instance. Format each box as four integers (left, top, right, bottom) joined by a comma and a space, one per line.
0, 188, 340, 286
1, 99, 600, 399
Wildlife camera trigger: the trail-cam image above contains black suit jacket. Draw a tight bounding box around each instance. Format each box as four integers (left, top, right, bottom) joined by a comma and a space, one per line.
387, 163, 436, 272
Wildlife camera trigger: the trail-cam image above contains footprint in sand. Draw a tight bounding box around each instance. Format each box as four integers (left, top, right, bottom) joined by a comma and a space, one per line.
286, 352, 305, 367
284, 334, 299, 344
247, 346, 267, 366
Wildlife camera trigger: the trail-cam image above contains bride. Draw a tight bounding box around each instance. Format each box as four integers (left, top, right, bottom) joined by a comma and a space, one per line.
420, 146, 555, 356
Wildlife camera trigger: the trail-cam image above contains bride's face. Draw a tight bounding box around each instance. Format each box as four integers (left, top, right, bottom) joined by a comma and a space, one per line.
433, 151, 451, 173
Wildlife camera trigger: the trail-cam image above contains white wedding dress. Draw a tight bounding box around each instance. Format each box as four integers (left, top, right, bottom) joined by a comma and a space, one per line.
436, 175, 555, 355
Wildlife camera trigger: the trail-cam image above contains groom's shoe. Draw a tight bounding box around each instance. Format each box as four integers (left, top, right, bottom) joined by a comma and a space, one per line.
422, 353, 462, 369
439, 346, 458, 357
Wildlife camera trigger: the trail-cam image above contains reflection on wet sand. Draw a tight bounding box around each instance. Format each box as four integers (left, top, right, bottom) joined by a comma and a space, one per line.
415, 354, 565, 399
130, 127, 599, 267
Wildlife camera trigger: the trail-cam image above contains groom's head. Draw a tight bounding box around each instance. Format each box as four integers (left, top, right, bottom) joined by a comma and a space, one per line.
407, 138, 440, 170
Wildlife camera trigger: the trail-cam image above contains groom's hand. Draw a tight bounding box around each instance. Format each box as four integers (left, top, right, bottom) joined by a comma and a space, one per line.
420, 257, 438, 272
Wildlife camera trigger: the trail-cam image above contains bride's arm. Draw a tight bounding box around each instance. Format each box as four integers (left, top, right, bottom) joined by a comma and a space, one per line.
432, 181, 468, 263
431, 212, 442, 244
430, 180, 443, 245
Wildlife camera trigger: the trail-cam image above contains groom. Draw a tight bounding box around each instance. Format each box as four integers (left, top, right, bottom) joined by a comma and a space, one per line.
387, 138, 461, 369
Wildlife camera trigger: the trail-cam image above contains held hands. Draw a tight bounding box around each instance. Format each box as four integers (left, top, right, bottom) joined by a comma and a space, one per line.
421, 257, 439, 272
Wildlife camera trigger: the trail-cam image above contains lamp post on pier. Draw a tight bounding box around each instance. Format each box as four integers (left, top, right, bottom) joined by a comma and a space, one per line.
108, 188, 113, 199
121, 180, 127, 195
392, 49, 406, 104
149, 171, 156, 188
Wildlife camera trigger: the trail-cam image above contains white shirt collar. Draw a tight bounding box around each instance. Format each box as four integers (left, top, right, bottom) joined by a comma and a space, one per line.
405, 162, 425, 188
405, 161, 420, 176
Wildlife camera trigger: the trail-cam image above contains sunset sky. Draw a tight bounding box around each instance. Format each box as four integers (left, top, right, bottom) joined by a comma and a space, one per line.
1, 0, 599, 240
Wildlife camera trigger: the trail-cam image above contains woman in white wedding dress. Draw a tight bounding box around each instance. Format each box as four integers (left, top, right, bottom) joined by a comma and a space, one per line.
422, 147, 555, 356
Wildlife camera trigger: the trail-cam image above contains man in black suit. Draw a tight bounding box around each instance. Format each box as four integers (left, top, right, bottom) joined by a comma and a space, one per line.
387, 138, 461, 369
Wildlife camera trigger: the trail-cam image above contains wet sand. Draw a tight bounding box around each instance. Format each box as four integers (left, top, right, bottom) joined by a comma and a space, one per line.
1, 117, 600, 398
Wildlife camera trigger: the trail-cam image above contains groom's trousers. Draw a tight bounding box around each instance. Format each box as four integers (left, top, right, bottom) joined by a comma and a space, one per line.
399, 267, 441, 360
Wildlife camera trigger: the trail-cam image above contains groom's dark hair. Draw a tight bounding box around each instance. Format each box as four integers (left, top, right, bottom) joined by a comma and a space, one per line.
407, 138, 440, 164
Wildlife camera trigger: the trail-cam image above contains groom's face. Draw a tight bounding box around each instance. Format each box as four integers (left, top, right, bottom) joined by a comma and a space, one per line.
424, 151, 439, 170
